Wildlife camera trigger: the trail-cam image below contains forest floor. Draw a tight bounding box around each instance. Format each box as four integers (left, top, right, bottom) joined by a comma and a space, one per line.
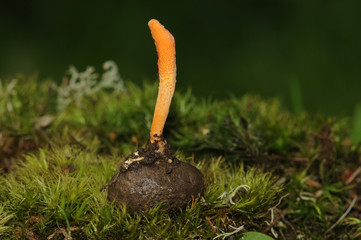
1, 65, 361, 239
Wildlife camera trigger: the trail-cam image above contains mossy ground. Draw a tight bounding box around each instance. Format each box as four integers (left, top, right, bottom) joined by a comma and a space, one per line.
0, 67, 360, 239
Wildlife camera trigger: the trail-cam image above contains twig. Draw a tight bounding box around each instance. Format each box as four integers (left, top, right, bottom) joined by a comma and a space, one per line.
324, 196, 357, 235
206, 217, 216, 233
258, 193, 290, 219
262, 214, 282, 234
270, 155, 309, 163
279, 229, 286, 240
346, 166, 361, 185
289, 157, 309, 162
272, 193, 290, 209
274, 208, 296, 233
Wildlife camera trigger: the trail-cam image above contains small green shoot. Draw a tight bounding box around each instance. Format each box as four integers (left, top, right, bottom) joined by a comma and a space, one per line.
351, 102, 361, 144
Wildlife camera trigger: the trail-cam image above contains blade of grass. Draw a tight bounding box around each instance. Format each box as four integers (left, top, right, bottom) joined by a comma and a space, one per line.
351, 103, 361, 144
58, 206, 72, 239
289, 78, 303, 115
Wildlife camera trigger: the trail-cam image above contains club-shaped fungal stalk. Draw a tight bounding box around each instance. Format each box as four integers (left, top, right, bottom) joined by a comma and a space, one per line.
105, 19, 205, 212
148, 19, 177, 154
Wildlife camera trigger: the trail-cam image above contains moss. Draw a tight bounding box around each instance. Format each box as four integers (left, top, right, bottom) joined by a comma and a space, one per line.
0, 145, 282, 239
0, 65, 360, 239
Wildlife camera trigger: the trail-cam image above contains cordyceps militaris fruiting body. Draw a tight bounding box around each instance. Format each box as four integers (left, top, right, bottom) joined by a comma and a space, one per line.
104, 19, 205, 213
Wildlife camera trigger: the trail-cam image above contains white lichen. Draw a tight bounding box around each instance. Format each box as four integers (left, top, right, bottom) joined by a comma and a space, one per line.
0, 79, 18, 114
219, 184, 251, 205
122, 157, 145, 170
56, 60, 125, 111
264, 208, 278, 238
213, 225, 244, 240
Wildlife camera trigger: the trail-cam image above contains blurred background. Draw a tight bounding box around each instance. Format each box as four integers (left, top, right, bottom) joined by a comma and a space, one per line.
0, 0, 360, 117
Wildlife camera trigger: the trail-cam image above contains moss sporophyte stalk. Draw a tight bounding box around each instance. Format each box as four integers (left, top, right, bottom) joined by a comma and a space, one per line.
103, 19, 205, 212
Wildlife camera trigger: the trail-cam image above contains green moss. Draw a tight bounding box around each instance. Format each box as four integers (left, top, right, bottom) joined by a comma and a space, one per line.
0, 65, 360, 239
0, 145, 282, 239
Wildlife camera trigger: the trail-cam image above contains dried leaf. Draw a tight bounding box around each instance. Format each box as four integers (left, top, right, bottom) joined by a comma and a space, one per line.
34, 115, 54, 130
305, 179, 322, 188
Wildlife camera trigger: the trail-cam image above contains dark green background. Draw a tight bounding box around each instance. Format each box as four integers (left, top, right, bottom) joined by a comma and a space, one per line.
1, 0, 360, 116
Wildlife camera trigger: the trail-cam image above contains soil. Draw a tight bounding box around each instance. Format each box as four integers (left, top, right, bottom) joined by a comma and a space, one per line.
104, 140, 205, 213
0, 135, 39, 173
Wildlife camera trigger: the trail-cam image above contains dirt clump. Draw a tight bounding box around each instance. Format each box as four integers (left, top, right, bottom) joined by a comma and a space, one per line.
104, 142, 205, 212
